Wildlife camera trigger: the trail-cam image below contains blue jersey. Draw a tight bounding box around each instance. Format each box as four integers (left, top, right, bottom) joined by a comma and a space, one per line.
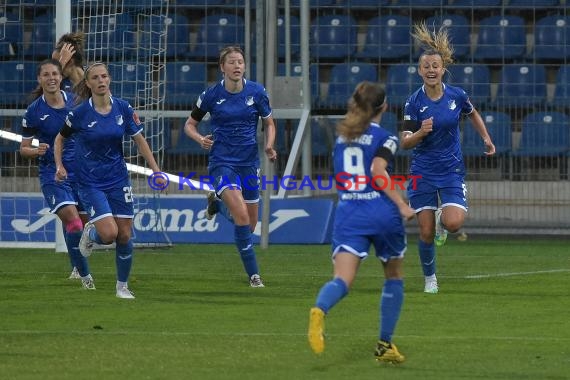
196, 79, 272, 167
22, 91, 78, 184
64, 96, 142, 189
403, 84, 473, 181
333, 122, 398, 197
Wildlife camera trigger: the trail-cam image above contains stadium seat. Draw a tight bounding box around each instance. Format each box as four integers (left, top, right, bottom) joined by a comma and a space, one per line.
533, 15, 570, 61
385, 64, 423, 107
0, 11, 22, 59
395, 0, 451, 7
495, 64, 546, 108
515, 112, 570, 156
310, 15, 357, 61
311, 118, 333, 157
357, 15, 412, 62
24, 13, 55, 59
452, 0, 501, 5
122, 0, 168, 10
474, 15, 526, 62
290, 0, 336, 5
168, 120, 211, 155
277, 15, 300, 60
107, 62, 146, 105
343, 0, 391, 7
164, 14, 191, 59
144, 119, 171, 152
507, 0, 560, 8
462, 112, 512, 156
164, 62, 207, 109
425, 14, 471, 60
551, 65, 570, 108
189, 14, 245, 60
0, 61, 36, 107
324, 63, 378, 109
446, 64, 491, 107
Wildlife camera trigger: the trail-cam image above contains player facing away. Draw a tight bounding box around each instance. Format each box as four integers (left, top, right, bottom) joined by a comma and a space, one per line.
308, 82, 415, 363
184, 46, 277, 288
401, 22, 495, 294
53, 62, 165, 299
20, 59, 94, 288
51, 31, 86, 91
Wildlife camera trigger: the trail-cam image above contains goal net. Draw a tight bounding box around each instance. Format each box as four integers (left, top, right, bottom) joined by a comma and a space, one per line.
0, 0, 172, 248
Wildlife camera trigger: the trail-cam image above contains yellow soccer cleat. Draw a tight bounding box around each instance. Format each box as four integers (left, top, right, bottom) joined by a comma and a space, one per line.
308, 307, 325, 354
375, 340, 405, 364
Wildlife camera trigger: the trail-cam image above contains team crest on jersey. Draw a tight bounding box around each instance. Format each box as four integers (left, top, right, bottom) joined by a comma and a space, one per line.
133, 112, 141, 125
448, 100, 457, 110
116, 115, 124, 126
245, 96, 254, 106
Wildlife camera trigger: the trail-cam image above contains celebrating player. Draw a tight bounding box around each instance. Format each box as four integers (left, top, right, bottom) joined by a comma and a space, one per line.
54, 62, 165, 299
401, 22, 495, 293
308, 81, 415, 362
20, 59, 94, 288
183, 46, 277, 288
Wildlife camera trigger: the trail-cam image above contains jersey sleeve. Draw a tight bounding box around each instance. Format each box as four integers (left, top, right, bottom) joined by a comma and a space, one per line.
375, 133, 398, 162
21, 106, 37, 139
459, 88, 475, 115
256, 85, 272, 119
403, 99, 420, 132
124, 102, 143, 136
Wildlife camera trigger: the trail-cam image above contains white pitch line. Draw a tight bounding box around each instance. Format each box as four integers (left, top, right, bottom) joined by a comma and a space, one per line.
464, 269, 570, 279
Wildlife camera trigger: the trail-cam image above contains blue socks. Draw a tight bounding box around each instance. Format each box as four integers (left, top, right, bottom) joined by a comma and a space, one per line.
418, 239, 436, 277
64, 230, 90, 277
115, 240, 133, 282
315, 277, 349, 314
235, 225, 258, 277
380, 279, 404, 343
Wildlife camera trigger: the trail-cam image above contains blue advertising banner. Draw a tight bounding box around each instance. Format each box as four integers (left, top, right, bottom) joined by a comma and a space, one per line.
1, 194, 335, 245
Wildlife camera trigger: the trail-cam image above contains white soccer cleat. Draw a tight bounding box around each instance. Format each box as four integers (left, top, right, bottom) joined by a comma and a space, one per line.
116, 286, 135, 299
81, 278, 96, 290
434, 208, 448, 247
79, 221, 95, 257
249, 274, 265, 288
68, 267, 80, 280
424, 277, 439, 294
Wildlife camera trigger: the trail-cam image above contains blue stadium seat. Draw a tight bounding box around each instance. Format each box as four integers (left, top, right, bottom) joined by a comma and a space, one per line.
311, 118, 333, 157
395, 0, 451, 7
122, 0, 168, 10
144, 119, 171, 152
107, 62, 146, 105
164, 14, 191, 59
0, 117, 20, 153
453, 0, 501, 5
515, 112, 570, 156
507, 0, 560, 8
533, 15, 570, 61
381, 111, 399, 136
0, 10, 22, 59
24, 13, 55, 59
310, 15, 357, 61
342, 0, 391, 7
385, 64, 423, 107
290, 0, 336, 5
446, 64, 491, 107
0, 61, 36, 106
551, 65, 570, 108
357, 15, 412, 62
324, 63, 378, 109
474, 15, 526, 62
463, 112, 512, 156
188, 14, 245, 60
495, 64, 546, 108
174, 0, 225, 6
168, 120, 212, 155
73, 13, 136, 61
277, 15, 300, 59
425, 14, 471, 60
164, 62, 207, 109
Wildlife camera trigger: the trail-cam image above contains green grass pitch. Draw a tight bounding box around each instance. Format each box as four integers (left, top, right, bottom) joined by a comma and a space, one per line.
1, 238, 569, 380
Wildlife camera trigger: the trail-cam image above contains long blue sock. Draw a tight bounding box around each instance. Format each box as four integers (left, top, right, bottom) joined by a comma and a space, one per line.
379, 279, 404, 343
88, 226, 105, 244
65, 230, 90, 277
315, 277, 349, 314
63, 228, 74, 270
115, 240, 133, 282
234, 224, 258, 277
418, 239, 436, 276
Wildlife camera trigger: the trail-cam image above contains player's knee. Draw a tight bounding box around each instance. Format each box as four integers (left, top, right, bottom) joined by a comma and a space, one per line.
65, 218, 83, 234
444, 218, 464, 233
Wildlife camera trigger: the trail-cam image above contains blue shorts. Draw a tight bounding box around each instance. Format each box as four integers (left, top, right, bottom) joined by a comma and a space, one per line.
407, 174, 468, 212
79, 182, 135, 222
209, 164, 260, 203
331, 198, 407, 263
42, 181, 86, 214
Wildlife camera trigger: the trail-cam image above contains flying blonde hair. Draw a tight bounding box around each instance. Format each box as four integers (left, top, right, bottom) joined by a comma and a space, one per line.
412, 21, 454, 67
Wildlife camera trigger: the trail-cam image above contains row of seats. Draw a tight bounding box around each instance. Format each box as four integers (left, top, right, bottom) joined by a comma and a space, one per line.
2, 60, 569, 110
2, 12, 569, 62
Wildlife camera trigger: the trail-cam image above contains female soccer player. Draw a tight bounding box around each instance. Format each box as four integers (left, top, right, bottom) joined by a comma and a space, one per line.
401, 22, 495, 293
308, 81, 415, 362
20, 59, 94, 288
54, 62, 165, 299
183, 46, 277, 288
51, 31, 86, 90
